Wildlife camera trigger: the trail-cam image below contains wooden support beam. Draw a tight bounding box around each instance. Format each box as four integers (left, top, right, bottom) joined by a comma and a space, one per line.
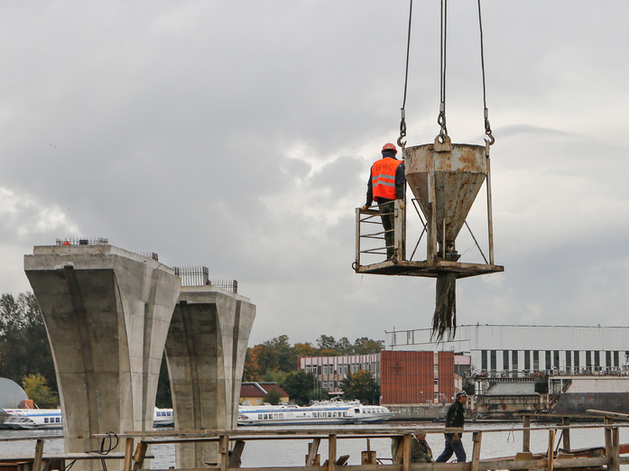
522, 415, 531, 453
306, 438, 321, 466
561, 417, 571, 452
328, 434, 337, 471
132, 441, 148, 471
547, 429, 556, 471
33, 439, 44, 471
220, 435, 229, 471
471, 431, 482, 471
402, 434, 411, 471
123, 437, 134, 471
228, 440, 246, 468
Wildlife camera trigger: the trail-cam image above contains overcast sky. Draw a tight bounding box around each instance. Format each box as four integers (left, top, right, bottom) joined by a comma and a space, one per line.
1, 1, 628, 346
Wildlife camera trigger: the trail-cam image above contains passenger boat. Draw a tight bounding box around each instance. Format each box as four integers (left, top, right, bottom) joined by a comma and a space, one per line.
237, 399, 393, 426
2, 408, 174, 429
3, 409, 62, 429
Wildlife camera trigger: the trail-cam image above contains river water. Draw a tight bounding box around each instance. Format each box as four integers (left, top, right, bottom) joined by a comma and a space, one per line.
1, 422, 627, 469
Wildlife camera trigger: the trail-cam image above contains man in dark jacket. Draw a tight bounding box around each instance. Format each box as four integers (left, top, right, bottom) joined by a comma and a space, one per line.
361, 143, 406, 260
435, 391, 467, 463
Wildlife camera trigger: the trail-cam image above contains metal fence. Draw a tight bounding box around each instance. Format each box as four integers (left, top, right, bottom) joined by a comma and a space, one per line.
173, 266, 238, 293
137, 252, 159, 261
210, 279, 238, 294
56, 237, 109, 246
174, 266, 209, 286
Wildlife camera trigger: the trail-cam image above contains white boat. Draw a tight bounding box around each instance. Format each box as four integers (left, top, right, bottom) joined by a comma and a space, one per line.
3, 409, 62, 429
237, 399, 393, 426
153, 407, 174, 426
2, 407, 174, 429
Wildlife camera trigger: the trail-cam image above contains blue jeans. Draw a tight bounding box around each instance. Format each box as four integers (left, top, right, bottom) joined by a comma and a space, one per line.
435, 434, 466, 463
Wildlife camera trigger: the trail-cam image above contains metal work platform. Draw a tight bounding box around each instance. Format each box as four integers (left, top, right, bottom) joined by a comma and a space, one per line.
355, 140, 504, 280
354, 258, 504, 279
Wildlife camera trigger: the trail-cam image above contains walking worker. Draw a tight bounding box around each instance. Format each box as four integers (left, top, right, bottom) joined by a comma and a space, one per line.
436, 391, 468, 463
361, 143, 406, 261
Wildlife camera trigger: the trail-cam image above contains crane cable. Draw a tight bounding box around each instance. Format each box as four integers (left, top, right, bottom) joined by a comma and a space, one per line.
437, 0, 448, 142
398, 0, 413, 150
477, 0, 495, 145
400, 0, 495, 147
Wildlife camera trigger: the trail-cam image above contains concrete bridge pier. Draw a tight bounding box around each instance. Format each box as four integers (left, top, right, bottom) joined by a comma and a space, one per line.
166, 286, 255, 468
24, 243, 181, 468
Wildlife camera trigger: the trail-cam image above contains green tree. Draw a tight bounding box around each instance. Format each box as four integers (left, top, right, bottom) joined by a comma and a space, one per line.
293, 342, 315, 357
309, 386, 329, 402
0, 293, 57, 393
247, 343, 280, 380
340, 370, 380, 405
22, 373, 58, 408
265, 335, 298, 373
316, 335, 337, 352
353, 337, 384, 354
156, 355, 172, 408
282, 370, 316, 406
263, 388, 282, 405
262, 368, 286, 385
335, 337, 353, 355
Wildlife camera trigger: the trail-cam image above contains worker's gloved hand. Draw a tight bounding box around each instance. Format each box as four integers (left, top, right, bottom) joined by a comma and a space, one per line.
360, 205, 369, 211
399, 200, 406, 210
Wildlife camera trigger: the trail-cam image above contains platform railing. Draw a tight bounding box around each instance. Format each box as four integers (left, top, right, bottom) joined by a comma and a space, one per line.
3, 418, 628, 471
355, 199, 406, 268
116, 420, 628, 471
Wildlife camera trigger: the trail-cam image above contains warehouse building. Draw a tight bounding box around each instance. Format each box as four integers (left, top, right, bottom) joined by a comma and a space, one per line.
386, 324, 629, 376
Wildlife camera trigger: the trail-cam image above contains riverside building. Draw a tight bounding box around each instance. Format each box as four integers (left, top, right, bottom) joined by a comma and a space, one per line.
385, 324, 629, 377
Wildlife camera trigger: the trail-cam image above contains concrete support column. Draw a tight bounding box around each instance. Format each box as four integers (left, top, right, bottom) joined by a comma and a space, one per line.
166, 286, 255, 468
24, 244, 181, 466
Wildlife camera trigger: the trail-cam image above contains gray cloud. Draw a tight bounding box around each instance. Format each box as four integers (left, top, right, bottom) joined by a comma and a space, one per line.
1, 1, 628, 345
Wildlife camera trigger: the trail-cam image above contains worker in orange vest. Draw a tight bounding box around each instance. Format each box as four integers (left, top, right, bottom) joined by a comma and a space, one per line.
361, 143, 406, 260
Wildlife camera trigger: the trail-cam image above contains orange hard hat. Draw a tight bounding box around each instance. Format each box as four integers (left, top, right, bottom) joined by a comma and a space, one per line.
382, 143, 397, 154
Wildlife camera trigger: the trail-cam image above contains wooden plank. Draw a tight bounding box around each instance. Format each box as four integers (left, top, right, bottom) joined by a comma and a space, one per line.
0, 453, 130, 461
228, 440, 246, 469
587, 409, 629, 419
306, 438, 320, 466
476, 456, 609, 470
32, 439, 44, 471
132, 442, 148, 471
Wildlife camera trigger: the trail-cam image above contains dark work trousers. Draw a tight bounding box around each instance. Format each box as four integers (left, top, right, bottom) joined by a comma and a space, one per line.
435, 434, 466, 463
377, 199, 395, 259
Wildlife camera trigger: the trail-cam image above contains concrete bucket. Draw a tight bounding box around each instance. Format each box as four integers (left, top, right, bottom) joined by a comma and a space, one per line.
404, 136, 489, 341
403, 136, 488, 257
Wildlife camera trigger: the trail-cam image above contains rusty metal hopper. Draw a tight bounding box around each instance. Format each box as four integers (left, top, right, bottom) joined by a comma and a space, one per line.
404, 137, 488, 249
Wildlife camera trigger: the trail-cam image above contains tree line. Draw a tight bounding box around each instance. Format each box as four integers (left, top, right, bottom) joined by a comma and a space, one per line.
243, 334, 383, 405
0, 292, 384, 407
0, 293, 58, 407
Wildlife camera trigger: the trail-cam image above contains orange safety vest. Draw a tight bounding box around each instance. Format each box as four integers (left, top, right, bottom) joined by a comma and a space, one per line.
371, 157, 401, 200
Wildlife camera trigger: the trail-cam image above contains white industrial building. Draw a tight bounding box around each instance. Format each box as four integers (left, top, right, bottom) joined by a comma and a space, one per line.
385, 325, 629, 376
